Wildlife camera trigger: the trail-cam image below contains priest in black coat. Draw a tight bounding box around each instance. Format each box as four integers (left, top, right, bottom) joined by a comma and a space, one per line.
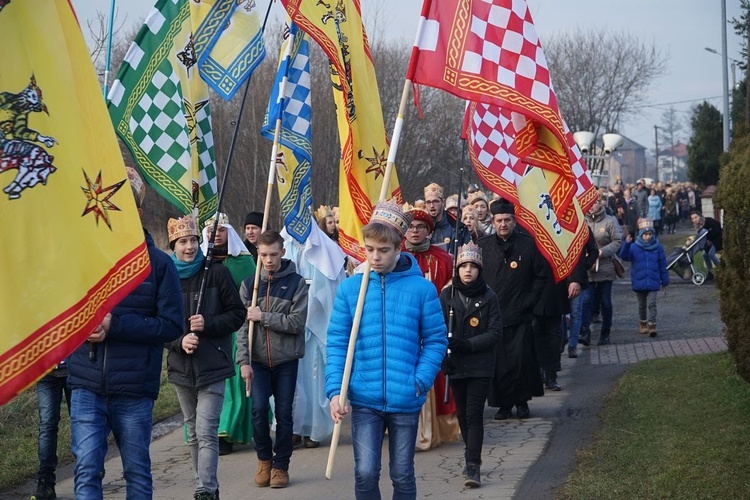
478, 199, 546, 420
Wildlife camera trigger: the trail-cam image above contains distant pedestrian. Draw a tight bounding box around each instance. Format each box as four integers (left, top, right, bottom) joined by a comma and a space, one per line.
620, 218, 669, 336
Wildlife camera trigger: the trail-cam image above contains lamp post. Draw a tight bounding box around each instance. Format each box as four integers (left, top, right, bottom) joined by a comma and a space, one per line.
573, 131, 624, 187
705, 47, 740, 90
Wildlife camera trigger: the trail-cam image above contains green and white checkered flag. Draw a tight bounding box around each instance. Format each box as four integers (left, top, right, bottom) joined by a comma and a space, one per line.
108, 0, 217, 223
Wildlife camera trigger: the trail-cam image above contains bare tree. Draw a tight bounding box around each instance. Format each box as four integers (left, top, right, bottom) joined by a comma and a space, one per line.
545, 29, 667, 138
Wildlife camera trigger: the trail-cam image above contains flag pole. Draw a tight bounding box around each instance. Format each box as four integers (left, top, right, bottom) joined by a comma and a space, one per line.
245, 26, 296, 398
195, 0, 275, 324
102, 0, 116, 97
325, 52, 421, 484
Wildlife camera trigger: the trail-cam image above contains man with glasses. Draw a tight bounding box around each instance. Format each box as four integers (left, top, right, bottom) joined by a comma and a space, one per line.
403, 204, 458, 451
424, 182, 471, 254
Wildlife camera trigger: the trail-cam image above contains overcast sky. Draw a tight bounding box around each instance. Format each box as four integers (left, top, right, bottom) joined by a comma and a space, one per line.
70, 0, 744, 151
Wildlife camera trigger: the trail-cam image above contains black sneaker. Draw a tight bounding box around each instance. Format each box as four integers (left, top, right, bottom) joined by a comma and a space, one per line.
464, 464, 481, 488
194, 492, 216, 500
303, 437, 320, 448
516, 402, 530, 419
568, 347, 578, 358
30, 481, 56, 500
218, 437, 233, 456
545, 379, 562, 391
493, 407, 513, 420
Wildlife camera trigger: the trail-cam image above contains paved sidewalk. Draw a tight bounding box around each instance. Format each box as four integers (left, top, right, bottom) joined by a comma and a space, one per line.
590, 336, 728, 364
6, 356, 579, 500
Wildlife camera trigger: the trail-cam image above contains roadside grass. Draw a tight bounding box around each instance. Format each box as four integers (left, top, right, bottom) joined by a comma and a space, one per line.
0, 360, 180, 491
560, 352, 750, 499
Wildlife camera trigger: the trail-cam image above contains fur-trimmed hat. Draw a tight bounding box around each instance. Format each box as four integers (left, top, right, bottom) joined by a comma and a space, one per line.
370, 199, 411, 237
244, 211, 264, 228
424, 182, 444, 200
403, 202, 435, 232
126, 167, 146, 207
457, 241, 483, 270
489, 198, 515, 215
167, 215, 199, 244
468, 190, 488, 204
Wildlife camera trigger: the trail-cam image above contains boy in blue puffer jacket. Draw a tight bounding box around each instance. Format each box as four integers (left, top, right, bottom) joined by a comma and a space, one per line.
620, 218, 669, 336
327, 200, 447, 500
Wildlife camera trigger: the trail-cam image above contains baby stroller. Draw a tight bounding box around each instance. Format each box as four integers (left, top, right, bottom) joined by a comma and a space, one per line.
666, 229, 709, 285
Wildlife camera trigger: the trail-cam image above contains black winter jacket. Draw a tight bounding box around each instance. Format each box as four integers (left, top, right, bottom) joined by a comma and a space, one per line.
167, 260, 245, 388
440, 285, 503, 378
478, 231, 547, 327
67, 231, 184, 399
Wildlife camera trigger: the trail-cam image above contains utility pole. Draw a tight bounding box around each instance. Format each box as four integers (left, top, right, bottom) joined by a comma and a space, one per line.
721, 0, 730, 151
654, 125, 659, 182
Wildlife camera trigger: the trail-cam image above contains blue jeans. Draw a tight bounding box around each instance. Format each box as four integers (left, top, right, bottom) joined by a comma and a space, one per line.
36, 373, 71, 483
351, 406, 420, 500
174, 381, 225, 495
251, 360, 298, 470
71, 388, 154, 500
568, 292, 584, 348
704, 245, 719, 271
582, 281, 613, 333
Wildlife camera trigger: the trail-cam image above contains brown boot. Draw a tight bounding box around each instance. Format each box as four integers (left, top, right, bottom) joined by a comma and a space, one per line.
639, 320, 648, 334
269, 468, 289, 488
648, 323, 657, 337
255, 459, 272, 487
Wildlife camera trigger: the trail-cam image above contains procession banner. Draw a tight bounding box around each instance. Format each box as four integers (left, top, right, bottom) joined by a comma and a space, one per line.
0, 0, 150, 405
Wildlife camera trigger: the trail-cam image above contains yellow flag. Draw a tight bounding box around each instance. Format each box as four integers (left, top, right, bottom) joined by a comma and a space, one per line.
0, 1, 150, 405
282, 0, 401, 259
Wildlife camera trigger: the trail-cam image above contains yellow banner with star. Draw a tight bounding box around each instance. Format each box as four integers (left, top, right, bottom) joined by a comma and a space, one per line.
282, 0, 401, 259
0, 0, 150, 405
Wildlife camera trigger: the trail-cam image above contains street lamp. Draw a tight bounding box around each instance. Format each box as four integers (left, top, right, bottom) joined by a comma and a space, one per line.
705, 47, 739, 90
573, 131, 624, 187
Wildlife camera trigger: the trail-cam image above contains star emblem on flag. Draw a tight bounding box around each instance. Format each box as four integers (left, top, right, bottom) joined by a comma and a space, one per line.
360, 147, 387, 179
81, 169, 126, 229
184, 98, 208, 145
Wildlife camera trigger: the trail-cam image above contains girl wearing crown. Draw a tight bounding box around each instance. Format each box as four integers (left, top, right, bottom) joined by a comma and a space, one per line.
165, 216, 246, 500
439, 242, 502, 488
619, 218, 669, 336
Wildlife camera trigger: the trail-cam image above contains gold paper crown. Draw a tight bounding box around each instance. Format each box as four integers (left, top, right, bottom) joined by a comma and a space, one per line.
424, 182, 444, 200
314, 204, 333, 221
332, 206, 340, 219
204, 212, 230, 229
638, 218, 654, 231
126, 167, 145, 206
468, 190, 487, 203
403, 202, 434, 231
371, 199, 411, 236
445, 194, 459, 210
167, 215, 199, 243
457, 241, 483, 269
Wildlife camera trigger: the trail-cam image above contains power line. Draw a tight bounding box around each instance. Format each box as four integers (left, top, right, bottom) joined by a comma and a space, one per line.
637, 95, 723, 109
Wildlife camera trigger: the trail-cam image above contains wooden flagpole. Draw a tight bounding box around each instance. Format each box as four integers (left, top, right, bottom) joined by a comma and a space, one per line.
245, 28, 296, 397
325, 76, 413, 479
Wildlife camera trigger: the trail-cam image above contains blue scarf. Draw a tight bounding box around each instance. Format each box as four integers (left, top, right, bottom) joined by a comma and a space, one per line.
635, 229, 658, 250
171, 247, 205, 279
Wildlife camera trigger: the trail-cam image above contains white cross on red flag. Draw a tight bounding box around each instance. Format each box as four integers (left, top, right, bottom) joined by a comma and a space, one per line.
408, 0, 598, 280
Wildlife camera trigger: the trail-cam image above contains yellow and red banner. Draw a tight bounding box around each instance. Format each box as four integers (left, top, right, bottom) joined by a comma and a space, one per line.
0, 0, 150, 405
281, 0, 401, 260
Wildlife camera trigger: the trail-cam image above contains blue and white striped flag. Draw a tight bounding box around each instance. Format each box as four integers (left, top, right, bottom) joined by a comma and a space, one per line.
261, 22, 313, 244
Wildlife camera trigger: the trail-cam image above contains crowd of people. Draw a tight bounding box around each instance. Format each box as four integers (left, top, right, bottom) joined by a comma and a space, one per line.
29, 171, 722, 500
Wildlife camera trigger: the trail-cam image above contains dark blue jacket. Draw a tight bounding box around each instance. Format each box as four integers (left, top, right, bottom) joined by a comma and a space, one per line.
620, 236, 669, 292
68, 231, 184, 399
